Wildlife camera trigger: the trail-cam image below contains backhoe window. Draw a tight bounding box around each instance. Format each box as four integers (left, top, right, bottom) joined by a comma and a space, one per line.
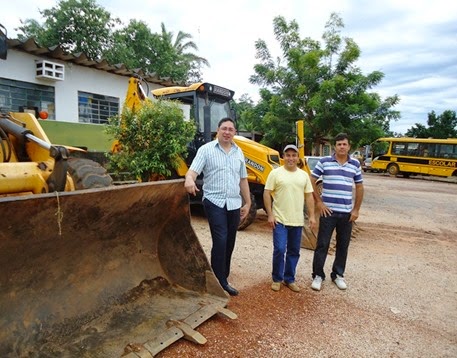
195, 94, 232, 133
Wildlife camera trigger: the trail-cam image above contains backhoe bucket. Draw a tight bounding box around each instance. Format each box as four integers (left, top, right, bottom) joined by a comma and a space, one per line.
0, 180, 234, 357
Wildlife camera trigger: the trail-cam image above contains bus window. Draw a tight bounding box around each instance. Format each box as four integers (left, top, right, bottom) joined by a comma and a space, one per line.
407, 142, 419, 156
392, 143, 406, 156
417, 143, 428, 157
428, 144, 438, 158
440, 144, 457, 159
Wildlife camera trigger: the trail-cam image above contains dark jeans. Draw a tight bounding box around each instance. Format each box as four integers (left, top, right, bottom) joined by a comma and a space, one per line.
312, 212, 352, 281
272, 223, 302, 284
203, 199, 240, 288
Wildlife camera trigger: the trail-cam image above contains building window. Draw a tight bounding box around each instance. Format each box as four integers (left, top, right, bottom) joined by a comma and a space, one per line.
0, 78, 55, 119
78, 91, 119, 124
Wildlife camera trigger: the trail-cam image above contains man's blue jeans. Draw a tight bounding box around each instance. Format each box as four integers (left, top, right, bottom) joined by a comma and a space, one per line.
272, 223, 302, 284
203, 199, 240, 288
312, 212, 352, 281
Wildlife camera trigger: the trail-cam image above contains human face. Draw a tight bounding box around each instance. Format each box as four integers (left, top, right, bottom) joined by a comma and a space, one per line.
334, 138, 350, 157
283, 150, 299, 171
217, 120, 236, 144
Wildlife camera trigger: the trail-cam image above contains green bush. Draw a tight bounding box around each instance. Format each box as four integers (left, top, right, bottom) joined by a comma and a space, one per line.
106, 99, 195, 181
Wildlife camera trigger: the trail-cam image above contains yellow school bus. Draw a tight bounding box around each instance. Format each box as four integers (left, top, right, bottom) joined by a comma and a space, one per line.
371, 137, 457, 177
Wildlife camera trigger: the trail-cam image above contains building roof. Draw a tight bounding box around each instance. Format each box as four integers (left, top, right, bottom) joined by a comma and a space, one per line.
6, 37, 180, 87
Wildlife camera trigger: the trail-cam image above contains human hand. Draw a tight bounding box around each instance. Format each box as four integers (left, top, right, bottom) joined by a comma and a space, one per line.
349, 209, 359, 222
308, 217, 317, 231
240, 204, 250, 221
267, 214, 276, 229
184, 178, 199, 196
317, 201, 332, 217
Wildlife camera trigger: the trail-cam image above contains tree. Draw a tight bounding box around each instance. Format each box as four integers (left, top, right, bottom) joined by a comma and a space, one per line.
17, 0, 120, 60
405, 110, 457, 138
249, 13, 400, 152
103, 20, 206, 83
103, 20, 163, 72
106, 99, 196, 182
159, 23, 209, 83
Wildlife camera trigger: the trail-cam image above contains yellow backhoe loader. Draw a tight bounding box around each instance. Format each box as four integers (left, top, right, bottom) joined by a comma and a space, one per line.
0, 27, 235, 357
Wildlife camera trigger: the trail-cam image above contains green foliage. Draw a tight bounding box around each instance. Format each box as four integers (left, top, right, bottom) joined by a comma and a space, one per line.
103, 20, 162, 70
17, 0, 120, 60
405, 110, 457, 138
247, 13, 400, 152
159, 23, 209, 83
103, 21, 209, 83
106, 99, 196, 181
232, 94, 256, 131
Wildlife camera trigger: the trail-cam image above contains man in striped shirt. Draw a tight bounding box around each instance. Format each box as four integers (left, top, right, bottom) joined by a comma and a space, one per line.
310, 133, 364, 291
184, 118, 251, 296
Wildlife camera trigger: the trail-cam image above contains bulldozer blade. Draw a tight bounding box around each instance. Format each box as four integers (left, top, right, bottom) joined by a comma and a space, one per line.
0, 180, 234, 357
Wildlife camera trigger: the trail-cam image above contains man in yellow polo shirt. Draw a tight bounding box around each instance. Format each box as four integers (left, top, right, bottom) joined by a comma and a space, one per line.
263, 144, 316, 292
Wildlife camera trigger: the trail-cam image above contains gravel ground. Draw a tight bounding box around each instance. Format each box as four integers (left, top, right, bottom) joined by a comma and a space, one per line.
157, 173, 457, 358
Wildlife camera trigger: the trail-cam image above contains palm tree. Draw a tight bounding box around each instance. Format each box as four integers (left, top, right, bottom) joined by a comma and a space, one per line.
160, 23, 209, 82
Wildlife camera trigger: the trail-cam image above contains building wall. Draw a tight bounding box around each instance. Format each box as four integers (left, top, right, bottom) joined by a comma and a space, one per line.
0, 49, 162, 122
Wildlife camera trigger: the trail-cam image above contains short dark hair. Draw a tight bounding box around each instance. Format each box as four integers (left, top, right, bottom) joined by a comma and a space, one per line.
334, 133, 350, 144
218, 117, 236, 128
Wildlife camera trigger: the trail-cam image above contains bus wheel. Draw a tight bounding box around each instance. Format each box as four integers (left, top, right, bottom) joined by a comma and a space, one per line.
387, 163, 399, 176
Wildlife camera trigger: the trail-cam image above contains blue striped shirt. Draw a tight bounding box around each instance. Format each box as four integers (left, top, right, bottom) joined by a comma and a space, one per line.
312, 154, 363, 213
189, 140, 248, 210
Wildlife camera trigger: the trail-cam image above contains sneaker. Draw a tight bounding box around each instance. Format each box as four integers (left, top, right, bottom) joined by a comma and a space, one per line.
271, 281, 281, 292
285, 282, 300, 292
333, 275, 347, 290
311, 276, 323, 291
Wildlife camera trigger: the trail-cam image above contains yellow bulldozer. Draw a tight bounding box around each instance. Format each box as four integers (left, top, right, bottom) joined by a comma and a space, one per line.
0, 27, 236, 357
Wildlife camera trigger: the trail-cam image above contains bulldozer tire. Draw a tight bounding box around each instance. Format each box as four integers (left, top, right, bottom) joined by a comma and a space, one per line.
67, 158, 113, 189
238, 193, 257, 231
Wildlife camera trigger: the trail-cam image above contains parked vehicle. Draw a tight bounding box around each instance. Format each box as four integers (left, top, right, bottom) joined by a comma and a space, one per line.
371, 137, 457, 177
362, 157, 373, 172
306, 156, 323, 172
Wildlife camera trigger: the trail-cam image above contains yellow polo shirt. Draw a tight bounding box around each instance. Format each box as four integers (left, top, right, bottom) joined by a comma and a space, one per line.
264, 166, 313, 226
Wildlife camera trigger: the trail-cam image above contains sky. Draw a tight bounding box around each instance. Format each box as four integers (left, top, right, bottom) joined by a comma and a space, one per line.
1, 0, 456, 134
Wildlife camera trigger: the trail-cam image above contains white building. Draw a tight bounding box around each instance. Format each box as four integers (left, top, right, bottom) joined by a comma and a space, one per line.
0, 37, 176, 123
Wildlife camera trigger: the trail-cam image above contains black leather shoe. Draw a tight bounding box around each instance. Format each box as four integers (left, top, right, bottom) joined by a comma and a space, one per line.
223, 284, 239, 296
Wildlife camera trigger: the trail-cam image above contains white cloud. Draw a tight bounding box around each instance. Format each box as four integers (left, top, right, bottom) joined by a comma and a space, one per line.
1, 0, 456, 134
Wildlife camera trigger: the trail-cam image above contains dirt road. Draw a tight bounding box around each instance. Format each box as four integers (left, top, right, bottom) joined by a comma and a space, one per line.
157, 173, 457, 357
